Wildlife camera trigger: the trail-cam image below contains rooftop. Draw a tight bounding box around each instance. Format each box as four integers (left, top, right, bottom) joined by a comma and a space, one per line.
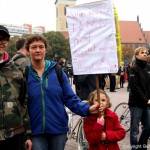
119, 21, 146, 43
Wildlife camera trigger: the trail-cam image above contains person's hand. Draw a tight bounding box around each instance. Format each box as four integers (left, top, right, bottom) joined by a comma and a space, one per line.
147, 100, 150, 104
25, 139, 32, 150
89, 103, 99, 114
101, 131, 106, 141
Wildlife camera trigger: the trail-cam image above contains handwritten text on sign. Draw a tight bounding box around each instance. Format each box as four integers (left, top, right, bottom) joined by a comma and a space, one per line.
66, 0, 118, 75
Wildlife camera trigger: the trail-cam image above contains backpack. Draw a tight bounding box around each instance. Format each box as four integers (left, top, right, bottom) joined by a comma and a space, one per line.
23, 64, 63, 84
12, 53, 26, 61
12, 53, 30, 68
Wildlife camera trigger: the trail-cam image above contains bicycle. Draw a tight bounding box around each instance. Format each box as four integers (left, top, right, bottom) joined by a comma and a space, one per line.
77, 118, 88, 150
114, 102, 130, 132
66, 107, 88, 150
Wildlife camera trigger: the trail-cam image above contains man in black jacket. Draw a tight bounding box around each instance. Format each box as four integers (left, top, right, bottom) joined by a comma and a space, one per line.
128, 47, 150, 150
73, 74, 96, 100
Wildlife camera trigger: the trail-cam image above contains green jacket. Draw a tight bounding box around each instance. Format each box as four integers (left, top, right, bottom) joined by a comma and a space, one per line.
0, 58, 30, 140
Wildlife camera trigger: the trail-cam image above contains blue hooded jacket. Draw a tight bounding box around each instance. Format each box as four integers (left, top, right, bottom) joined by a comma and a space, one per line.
27, 60, 90, 135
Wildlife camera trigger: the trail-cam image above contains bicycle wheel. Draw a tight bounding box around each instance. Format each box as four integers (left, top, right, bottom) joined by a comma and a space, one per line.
66, 107, 73, 137
77, 119, 88, 150
114, 102, 130, 132
67, 112, 73, 137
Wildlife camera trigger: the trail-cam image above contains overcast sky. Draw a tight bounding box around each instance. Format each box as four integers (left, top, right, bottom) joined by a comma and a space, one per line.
0, 0, 56, 31
0, 0, 150, 31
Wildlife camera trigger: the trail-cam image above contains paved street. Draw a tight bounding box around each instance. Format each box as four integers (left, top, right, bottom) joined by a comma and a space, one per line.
65, 82, 149, 150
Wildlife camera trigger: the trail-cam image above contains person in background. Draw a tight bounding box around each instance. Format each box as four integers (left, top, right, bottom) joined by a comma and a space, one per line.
109, 73, 116, 92
73, 75, 82, 96
126, 62, 132, 92
73, 74, 96, 100
99, 74, 106, 90
12, 37, 30, 67
84, 89, 125, 150
0, 25, 32, 150
58, 57, 69, 80
25, 34, 99, 150
119, 65, 125, 88
128, 47, 150, 150
116, 67, 121, 89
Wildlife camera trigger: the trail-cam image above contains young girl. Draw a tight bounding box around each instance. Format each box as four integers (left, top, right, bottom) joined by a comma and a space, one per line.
84, 90, 126, 150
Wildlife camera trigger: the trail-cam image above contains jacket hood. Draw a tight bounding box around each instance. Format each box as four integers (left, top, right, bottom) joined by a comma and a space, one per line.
0, 52, 10, 69
29, 60, 57, 80
44, 60, 57, 74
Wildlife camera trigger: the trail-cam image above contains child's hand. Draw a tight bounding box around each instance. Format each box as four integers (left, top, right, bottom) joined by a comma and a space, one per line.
101, 131, 107, 141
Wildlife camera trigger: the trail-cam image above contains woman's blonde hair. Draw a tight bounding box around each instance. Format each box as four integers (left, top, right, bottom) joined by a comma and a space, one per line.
88, 89, 112, 108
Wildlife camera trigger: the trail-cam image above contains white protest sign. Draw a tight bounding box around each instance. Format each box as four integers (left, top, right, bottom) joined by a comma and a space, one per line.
76, 0, 100, 5
66, 0, 118, 75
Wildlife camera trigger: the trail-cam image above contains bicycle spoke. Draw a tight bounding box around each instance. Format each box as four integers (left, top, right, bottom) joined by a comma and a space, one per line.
77, 119, 88, 150
114, 102, 130, 132
66, 107, 88, 150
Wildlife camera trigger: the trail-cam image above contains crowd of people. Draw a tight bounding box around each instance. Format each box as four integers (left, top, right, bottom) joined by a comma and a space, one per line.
1, 24, 150, 150
0, 25, 99, 150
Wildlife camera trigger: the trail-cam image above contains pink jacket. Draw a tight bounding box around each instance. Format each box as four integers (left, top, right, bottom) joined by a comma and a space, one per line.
84, 109, 126, 150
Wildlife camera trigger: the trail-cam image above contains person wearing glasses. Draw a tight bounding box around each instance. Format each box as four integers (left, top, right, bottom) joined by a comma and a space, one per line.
0, 25, 32, 150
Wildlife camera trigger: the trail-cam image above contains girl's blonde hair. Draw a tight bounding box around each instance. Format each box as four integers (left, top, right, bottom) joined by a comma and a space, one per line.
88, 89, 112, 108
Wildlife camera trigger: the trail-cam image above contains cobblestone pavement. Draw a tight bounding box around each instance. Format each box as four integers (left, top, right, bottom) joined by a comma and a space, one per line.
65, 82, 150, 150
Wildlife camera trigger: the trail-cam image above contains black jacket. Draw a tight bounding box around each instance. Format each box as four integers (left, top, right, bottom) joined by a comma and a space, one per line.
128, 59, 150, 108
74, 75, 96, 100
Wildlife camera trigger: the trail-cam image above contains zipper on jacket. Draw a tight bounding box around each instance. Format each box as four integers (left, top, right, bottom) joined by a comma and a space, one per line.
46, 76, 48, 87
40, 78, 46, 133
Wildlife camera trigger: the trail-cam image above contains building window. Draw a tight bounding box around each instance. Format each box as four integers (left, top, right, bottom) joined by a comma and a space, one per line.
56, 8, 58, 17
64, 5, 69, 16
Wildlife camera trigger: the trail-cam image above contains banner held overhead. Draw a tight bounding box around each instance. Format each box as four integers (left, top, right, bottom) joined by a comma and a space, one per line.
66, 0, 118, 75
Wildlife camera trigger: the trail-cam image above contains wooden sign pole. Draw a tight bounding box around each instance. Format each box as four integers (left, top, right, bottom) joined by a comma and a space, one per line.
96, 74, 103, 118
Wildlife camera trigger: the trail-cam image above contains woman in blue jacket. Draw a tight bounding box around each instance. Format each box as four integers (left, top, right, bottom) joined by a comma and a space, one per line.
25, 34, 99, 150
